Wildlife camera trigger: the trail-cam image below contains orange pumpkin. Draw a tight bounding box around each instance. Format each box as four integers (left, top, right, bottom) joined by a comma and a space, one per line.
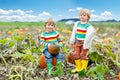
66, 52, 75, 64
116, 32, 120, 37
7, 31, 12, 35
103, 37, 111, 43
39, 54, 57, 69
48, 43, 60, 55
119, 72, 120, 80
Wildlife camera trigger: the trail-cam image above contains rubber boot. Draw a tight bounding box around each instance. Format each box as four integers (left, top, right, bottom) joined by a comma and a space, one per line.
79, 60, 88, 71
71, 59, 82, 73
55, 61, 63, 75
46, 63, 52, 75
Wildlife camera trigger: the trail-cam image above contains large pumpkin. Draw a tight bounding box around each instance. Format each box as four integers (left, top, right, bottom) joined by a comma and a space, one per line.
48, 43, 60, 55
39, 54, 57, 69
66, 52, 75, 64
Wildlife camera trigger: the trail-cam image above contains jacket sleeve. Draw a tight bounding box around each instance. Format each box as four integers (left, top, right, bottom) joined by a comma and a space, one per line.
57, 33, 63, 47
40, 33, 48, 48
83, 25, 95, 49
70, 22, 78, 44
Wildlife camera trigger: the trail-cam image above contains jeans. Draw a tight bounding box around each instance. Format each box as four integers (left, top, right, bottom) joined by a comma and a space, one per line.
43, 48, 64, 63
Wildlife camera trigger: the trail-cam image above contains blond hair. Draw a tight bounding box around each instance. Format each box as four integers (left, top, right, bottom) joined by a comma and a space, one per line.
79, 8, 90, 21
44, 18, 55, 27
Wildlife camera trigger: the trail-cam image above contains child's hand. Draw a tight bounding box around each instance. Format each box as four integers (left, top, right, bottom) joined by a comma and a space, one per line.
47, 43, 51, 48
48, 43, 60, 55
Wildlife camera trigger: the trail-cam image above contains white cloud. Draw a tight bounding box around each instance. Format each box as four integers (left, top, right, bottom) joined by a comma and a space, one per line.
68, 9, 75, 12
71, 9, 113, 21
76, 7, 82, 11
0, 9, 33, 16
91, 9, 95, 13
26, 10, 33, 13
13, 9, 26, 16
0, 9, 10, 15
101, 11, 112, 16
0, 14, 46, 22
68, 7, 82, 13
0, 8, 117, 22
39, 11, 50, 17
0, 9, 51, 22
91, 12, 113, 21
91, 14, 98, 18
0, 15, 21, 21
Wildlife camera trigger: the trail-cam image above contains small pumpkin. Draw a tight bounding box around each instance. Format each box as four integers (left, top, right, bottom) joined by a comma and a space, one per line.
39, 54, 57, 69
66, 52, 75, 64
7, 31, 12, 35
48, 43, 60, 55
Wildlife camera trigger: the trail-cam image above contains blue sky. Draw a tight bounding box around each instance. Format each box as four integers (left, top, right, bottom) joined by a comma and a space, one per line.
0, 0, 120, 22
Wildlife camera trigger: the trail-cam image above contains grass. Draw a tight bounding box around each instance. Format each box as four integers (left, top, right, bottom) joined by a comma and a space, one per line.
0, 21, 120, 34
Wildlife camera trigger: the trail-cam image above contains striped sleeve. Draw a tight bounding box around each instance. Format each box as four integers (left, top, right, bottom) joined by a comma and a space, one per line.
40, 32, 48, 47
57, 33, 62, 47
70, 22, 78, 44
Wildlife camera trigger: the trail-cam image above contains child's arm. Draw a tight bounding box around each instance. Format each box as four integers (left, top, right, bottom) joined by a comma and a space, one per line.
83, 25, 95, 49
40, 33, 48, 48
70, 22, 78, 45
57, 34, 62, 47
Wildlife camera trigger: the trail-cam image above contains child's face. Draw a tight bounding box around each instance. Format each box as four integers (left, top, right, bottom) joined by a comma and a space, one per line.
79, 13, 88, 22
45, 24, 55, 32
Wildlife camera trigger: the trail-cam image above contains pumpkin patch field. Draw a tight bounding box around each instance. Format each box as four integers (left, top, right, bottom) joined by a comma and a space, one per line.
0, 22, 120, 80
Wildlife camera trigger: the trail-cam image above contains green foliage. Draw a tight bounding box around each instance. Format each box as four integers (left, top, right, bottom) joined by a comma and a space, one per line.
88, 35, 120, 79
49, 62, 63, 76
0, 22, 120, 79
31, 48, 42, 54
89, 51, 103, 63
21, 49, 38, 62
0, 39, 8, 44
78, 69, 86, 77
87, 64, 105, 80
10, 52, 24, 59
8, 41, 16, 48
0, 39, 8, 50
10, 49, 38, 63
13, 35, 25, 42
0, 22, 44, 28
62, 46, 70, 54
